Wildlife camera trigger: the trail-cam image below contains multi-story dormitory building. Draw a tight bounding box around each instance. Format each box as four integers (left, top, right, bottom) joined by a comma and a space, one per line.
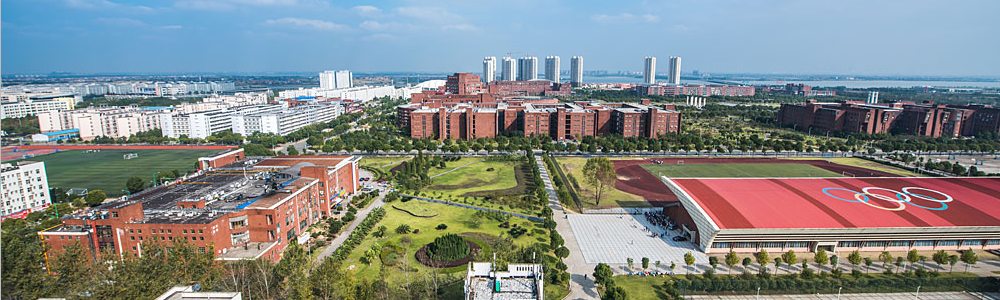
161, 102, 342, 139
778, 100, 1000, 138
39, 151, 360, 263
38, 106, 167, 140
398, 99, 681, 141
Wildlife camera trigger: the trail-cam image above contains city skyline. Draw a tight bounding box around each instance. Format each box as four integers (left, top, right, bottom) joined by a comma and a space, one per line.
2, 0, 1000, 76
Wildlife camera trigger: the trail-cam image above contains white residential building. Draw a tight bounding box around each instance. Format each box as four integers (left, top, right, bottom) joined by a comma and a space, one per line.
37, 106, 168, 140
668, 56, 682, 85
501, 57, 517, 81
570, 56, 584, 87
319, 70, 353, 90
643, 56, 657, 84
232, 104, 339, 136
1, 161, 51, 218
482, 57, 497, 83
278, 85, 407, 102
161, 109, 234, 139
1, 96, 76, 119
517, 56, 538, 81
545, 56, 560, 82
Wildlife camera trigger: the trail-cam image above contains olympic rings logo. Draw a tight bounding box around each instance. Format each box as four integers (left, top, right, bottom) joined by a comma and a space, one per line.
822, 187, 952, 211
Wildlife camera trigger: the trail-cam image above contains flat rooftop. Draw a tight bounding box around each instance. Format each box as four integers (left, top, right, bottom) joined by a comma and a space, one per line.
468, 278, 537, 300
254, 155, 351, 168
670, 177, 1000, 230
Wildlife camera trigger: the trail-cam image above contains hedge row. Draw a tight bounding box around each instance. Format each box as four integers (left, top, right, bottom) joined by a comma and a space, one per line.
329, 206, 387, 261
676, 276, 998, 294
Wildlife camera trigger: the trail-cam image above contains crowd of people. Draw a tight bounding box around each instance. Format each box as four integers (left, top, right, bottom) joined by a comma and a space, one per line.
641, 211, 676, 238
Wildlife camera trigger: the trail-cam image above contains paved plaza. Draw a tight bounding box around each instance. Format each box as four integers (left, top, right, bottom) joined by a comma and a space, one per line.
567, 213, 708, 265
685, 292, 991, 300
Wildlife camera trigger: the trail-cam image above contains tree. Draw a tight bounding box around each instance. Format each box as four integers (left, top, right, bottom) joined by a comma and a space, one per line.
593, 263, 614, 287
864, 258, 874, 273
708, 256, 719, 271
669, 261, 676, 274
847, 250, 861, 269
626, 257, 634, 272
961, 250, 978, 272
830, 255, 839, 269
286, 145, 299, 155
126, 176, 146, 194
877, 251, 892, 272
906, 249, 920, 271
603, 283, 628, 300
741, 257, 752, 273
725, 251, 739, 275
774, 258, 783, 274
932, 250, 948, 269
755, 250, 770, 274
948, 254, 959, 273
684, 252, 696, 274
781, 250, 797, 271
581, 157, 615, 205
85, 190, 107, 207
814, 249, 829, 271
395, 224, 412, 234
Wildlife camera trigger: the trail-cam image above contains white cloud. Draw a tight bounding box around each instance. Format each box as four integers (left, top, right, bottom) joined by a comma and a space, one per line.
63, 0, 117, 9
95, 17, 147, 27
592, 13, 660, 23
161, 25, 184, 29
174, 0, 299, 11
352, 5, 380, 15
359, 20, 386, 30
442, 23, 479, 31
263, 17, 345, 30
396, 6, 461, 23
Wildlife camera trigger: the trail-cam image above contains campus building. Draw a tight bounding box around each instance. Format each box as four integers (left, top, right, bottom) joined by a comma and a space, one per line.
464, 262, 543, 300
230, 104, 340, 136
446, 73, 484, 95
38, 154, 360, 263
782, 84, 837, 97
398, 99, 680, 141
778, 100, 1000, 137
663, 177, 1000, 254
486, 81, 572, 97
1, 95, 76, 119
38, 106, 167, 140
636, 84, 756, 97
1, 161, 51, 219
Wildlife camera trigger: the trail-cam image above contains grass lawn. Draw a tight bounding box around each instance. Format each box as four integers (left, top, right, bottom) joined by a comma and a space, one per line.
557, 157, 647, 209
341, 200, 548, 284
359, 156, 410, 174
14, 149, 218, 196
641, 163, 842, 178
790, 157, 924, 177
426, 160, 518, 198
425, 157, 483, 178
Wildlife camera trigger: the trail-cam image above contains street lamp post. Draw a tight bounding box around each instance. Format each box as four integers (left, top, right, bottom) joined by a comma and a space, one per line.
837, 286, 842, 300
915, 285, 920, 299
756, 286, 760, 300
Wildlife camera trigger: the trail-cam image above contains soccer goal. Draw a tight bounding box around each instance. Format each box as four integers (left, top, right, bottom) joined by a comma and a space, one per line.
842, 171, 855, 177
677, 160, 684, 165
123, 153, 139, 160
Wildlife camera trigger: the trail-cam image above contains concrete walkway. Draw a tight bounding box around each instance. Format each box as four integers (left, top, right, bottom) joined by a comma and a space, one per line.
313, 188, 386, 264
685, 291, 989, 300
429, 159, 483, 179
536, 154, 600, 300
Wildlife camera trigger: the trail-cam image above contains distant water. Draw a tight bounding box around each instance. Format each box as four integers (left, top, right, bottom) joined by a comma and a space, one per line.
730, 80, 1000, 89
582, 76, 715, 85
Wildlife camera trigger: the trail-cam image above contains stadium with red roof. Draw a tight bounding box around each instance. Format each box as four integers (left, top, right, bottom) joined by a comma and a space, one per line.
662, 177, 1000, 253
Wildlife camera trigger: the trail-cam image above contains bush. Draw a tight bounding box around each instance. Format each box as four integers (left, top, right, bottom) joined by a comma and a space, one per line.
851, 269, 863, 278
396, 224, 412, 234
435, 223, 448, 230
508, 226, 527, 238
426, 233, 471, 262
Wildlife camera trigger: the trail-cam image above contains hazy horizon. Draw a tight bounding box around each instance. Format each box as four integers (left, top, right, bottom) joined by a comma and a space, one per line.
3, 0, 999, 76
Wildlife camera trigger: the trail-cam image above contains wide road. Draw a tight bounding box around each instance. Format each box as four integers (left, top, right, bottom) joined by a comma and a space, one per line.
535, 154, 600, 300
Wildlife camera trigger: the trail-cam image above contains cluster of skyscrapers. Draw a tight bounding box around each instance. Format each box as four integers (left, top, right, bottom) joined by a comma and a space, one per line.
483, 55, 584, 87
643, 56, 682, 85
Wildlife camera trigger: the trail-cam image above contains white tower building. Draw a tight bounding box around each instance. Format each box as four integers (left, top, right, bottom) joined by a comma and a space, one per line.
668, 56, 682, 85
482, 57, 497, 83
501, 57, 517, 81
545, 56, 560, 82
643, 56, 657, 84
570, 56, 583, 87
517, 57, 538, 81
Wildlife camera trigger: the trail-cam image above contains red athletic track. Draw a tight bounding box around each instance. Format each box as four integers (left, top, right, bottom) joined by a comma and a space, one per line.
672, 177, 1000, 229
610, 158, 900, 207
4, 145, 236, 151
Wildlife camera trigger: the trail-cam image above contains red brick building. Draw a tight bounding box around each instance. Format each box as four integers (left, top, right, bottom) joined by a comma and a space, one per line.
637, 84, 756, 97
486, 81, 572, 97
445, 73, 483, 95
779, 100, 1000, 138
197, 149, 245, 170
39, 155, 360, 263
400, 100, 680, 141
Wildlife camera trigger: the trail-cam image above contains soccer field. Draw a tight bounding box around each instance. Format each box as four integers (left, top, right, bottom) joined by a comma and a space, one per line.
640, 163, 843, 178
14, 149, 220, 196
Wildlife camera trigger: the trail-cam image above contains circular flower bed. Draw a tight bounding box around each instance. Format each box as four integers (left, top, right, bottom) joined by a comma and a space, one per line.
415, 234, 479, 268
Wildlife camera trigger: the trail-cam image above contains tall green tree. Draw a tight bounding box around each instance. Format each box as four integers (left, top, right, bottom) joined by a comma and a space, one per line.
755, 250, 770, 274
126, 176, 146, 194
724, 250, 739, 275
84, 190, 107, 207
961, 250, 978, 272
814, 249, 829, 271
581, 157, 615, 205
684, 252, 696, 274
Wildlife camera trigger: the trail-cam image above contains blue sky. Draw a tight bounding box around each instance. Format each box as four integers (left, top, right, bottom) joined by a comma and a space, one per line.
3, 0, 999, 76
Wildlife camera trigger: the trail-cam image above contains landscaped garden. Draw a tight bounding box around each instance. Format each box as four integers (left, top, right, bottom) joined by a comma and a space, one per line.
555, 156, 649, 209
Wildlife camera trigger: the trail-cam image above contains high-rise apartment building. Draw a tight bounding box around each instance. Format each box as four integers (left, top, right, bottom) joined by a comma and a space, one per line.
643, 56, 657, 84
319, 70, 353, 89
482, 57, 496, 83
501, 57, 517, 81
545, 56, 560, 82
668, 56, 682, 85
517, 57, 538, 81
570, 56, 584, 87
1, 161, 50, 218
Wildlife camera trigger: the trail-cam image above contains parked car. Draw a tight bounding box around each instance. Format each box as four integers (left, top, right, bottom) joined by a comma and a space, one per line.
672, 236, 687, 242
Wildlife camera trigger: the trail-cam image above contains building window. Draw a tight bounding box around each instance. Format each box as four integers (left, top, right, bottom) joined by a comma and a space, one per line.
913, 240, 934, 247
937, 240, 959, 247
961, 240, 982, 247
888, 241, 909, 247
712, 242, 731, 249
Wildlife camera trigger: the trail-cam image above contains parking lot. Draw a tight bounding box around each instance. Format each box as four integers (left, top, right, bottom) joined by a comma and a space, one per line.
567, 213, 708, 267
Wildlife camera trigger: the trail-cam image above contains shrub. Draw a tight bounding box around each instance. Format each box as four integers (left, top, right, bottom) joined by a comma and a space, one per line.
436, 223, 448, 230
396, 224, 412, 234
508, 226, 527, 238
486, 167, 495, 172
427, 233, 470, 262
851, 269, 863, 278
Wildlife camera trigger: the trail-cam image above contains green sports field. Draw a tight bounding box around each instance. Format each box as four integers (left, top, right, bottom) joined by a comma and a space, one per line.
15, 149, 220, 196
641, 163, 842, 178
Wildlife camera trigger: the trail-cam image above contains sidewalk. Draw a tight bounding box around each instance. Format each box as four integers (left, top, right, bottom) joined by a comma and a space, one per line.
536, 154, 600, 300
313, 190, 386, 264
